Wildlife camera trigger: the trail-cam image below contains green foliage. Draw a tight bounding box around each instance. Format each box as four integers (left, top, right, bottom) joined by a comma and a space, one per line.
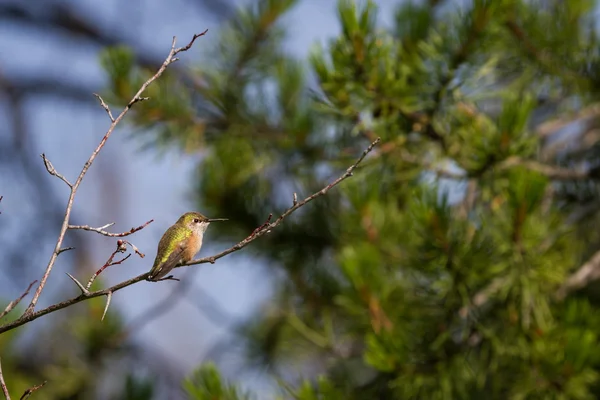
115, 374, 154, 400
102, 0, 600, 398
184, 363, 252, 400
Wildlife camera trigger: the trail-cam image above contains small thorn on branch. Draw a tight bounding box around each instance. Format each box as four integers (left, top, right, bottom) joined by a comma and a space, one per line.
92, 93, 115, 122
101, 292, 112, 321
0, 280, 38, 320
40, 154, 72, 187
57, 247, 75, 255
98, 222, 115, 230
19, 380, 47, 400
66, 273, 89, 295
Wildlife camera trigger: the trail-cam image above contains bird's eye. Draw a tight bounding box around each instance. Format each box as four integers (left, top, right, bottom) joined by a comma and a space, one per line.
193, 218, 200, 223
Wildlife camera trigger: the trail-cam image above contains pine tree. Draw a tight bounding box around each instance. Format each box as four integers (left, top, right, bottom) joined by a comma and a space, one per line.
103, 0, 600, 398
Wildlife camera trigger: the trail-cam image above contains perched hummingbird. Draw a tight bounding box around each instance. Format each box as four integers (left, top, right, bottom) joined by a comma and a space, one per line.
148, 212, 227, 281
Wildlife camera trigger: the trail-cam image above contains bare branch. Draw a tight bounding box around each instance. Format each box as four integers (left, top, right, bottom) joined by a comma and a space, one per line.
173, 29, 209, 56
19, 381, 46, 400
23, 31, 206, 316
101, 292, 112, 321
68, 219, 153, 237
40, 154, 72, 187
0, 358, 10, 400
0, 138, 380, 335
92, 93, 114, 122
555, 250, 600, 301
0, 280, 37, 320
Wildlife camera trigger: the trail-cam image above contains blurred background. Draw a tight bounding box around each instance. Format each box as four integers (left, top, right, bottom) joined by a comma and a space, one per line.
2, 0, 600, 399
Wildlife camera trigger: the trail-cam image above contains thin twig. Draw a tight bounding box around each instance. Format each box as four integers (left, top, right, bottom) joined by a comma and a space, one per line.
0, 281, 37, 320
68, 219, 154, 237
0, 137, 379, 335
86, 241, 130, 290
23, 31, 207, 316
92, 93, 114, 122
19, 381, 46, 400
121, 240, 145, 258
40, 154, 72, 187
0, 358, 10, 400
0, 196, 3, 214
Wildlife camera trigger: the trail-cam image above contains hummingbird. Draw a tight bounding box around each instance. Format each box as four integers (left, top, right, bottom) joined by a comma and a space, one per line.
147, 211, 227, 281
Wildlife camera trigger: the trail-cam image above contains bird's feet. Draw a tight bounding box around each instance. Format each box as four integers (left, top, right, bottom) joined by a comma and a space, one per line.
146, 275, 180, 282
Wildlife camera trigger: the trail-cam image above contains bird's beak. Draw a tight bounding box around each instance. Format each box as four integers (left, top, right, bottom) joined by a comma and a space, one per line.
207, 218, 228, 222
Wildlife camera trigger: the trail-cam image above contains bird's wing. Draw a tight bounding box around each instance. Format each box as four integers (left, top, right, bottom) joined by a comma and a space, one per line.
148, 224, 191, 280
148, 246, 185, 280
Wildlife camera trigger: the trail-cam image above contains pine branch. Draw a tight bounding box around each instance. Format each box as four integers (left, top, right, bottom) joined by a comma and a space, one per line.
555, 250, 600, 300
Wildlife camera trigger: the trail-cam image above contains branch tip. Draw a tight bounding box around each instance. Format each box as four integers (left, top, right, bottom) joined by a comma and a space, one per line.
19, 381, 47, 400
92, 93, 115, 122
1, 280, 38, 320
174, 29, 209, 54
40, 154, 72, 187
